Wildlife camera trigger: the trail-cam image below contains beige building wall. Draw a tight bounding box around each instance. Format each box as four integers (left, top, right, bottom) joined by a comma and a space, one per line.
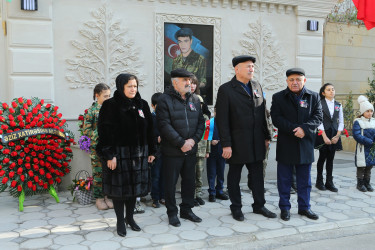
323, 22, 375, 96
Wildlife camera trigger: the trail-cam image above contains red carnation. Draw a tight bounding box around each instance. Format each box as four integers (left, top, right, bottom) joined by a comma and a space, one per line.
55, 177, 61, 183
9, 108, 15, 113
11, 180, 17, 187
54, 106, 59, 111
0, 110, 2, 115
27, 99, 32, 106
46, 173, 52, 179
11, 101, 17, 108
25, 156, 31, 162
39, 169, 45, 175
9, 162, 16, 169
318, 129, 323, 136
24, 163, 30, 169
23, 103, 28, 109
34, 176, 39, 182
44, 111, 49, 117
2, 149, 10, 154
17, 185, 22, 192
17, 167, 23, 175
32, 108, 38, 114
2, 103, 8, 109
32, 184, 36, 191
43, 183, 48, 189
20, 152, 25, 158
28, 170, 34, 177
1, 124, 8, 130
8, 114, 14, 121
46, 104, 51, 109
17, 115, 23, 121
10, 121, 16, 127
48, 179, 53, 185
2, 177, 8, 184
10, 151, 17, 157
20, 175, 25, 182
17, 159, 23, 165
64, 168, 70, 173
9, 171, 15, 178
0, 130, 3, 135
0, 170, 5, 176
0, 116, 6, 122
18, 97, 24, 104
40, 99, 44, 105
36, 104, 41, 110
78, 115, 84, 121
15, 145, 21, 151
9, 142, 15, 146
37, 121, 43, 127
3, 158, 10, 164
27, 181, 33, 188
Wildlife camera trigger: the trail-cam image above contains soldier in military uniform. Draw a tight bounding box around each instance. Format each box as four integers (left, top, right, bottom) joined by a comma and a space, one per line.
172, 28, 207, 89
83, 83, 112, 210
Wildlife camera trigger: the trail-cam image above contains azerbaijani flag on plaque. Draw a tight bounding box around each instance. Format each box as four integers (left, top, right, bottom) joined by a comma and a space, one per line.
202, 118, 215, 141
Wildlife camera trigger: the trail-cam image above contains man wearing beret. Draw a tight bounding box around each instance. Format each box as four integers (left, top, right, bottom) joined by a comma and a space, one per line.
270, 68, 323, 221
156, 68, 205, 227
172, 28, 207, 89
215, 55, 276, 221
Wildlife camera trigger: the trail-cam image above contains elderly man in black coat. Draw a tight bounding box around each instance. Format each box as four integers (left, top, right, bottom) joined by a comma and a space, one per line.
271, 68, 323, 221
156, 68, 205, 227
215, 55, 276, 221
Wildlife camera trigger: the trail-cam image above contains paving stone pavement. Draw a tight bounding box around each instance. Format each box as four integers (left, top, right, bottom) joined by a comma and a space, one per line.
1, 150, 375, 249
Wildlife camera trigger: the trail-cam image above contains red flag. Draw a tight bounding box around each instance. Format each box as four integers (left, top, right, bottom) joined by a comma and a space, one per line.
164, 37, 181, 59
353, 0, 375, 30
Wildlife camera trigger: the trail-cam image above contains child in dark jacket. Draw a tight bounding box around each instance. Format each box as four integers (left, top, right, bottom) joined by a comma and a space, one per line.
150, 93, 165, 207
352, 95, 375, 192
206, 109, 228, 202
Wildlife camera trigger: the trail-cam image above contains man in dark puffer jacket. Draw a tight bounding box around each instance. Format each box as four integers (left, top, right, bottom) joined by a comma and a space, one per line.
156, 69, 205, 227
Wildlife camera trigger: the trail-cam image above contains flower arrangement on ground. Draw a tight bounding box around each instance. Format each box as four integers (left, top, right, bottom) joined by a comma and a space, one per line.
0, 97, 75, 211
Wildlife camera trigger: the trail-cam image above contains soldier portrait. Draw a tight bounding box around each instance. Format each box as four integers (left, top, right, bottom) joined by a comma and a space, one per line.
164, 23, 214, 105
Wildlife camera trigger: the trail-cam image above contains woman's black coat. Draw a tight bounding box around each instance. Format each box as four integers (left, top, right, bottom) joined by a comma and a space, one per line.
270, 87, 323, 165
215, 77, 271, 164
97, 90, 155, 199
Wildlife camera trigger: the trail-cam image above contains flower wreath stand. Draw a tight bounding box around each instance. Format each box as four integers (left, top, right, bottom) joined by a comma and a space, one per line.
0, 97, 75, 211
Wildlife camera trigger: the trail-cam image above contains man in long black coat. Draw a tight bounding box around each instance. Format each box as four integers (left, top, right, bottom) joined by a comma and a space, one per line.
270, 68, 323, 221
156, 69, 205, 227
215, 55, 276, 221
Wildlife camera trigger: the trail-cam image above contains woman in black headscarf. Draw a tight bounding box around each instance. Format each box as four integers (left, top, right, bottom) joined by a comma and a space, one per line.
97, 73, 155, 237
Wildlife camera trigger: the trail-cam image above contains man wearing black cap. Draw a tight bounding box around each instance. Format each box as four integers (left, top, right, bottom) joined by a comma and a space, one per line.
156, 68, 205, 227
172, 28, 206, 88
215, 55, 276, 221
270, 68, 323, 221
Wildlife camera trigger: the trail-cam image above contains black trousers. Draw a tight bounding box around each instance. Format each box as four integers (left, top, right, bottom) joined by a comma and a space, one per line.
317, 148, 336, 178
228, 161, 265, 212
113, 197, 136, 225
357, 166, 373, 179
163, 154, 196, 216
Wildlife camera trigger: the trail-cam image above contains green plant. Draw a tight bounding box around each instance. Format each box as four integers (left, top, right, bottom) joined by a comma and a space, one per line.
343, 91, 354, 135
365, 63, 375, 104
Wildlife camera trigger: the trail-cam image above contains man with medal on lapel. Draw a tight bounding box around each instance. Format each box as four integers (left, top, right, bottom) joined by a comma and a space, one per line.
156, 68, 205, 227
271, 68, 323, 221
215, 55, 276, 221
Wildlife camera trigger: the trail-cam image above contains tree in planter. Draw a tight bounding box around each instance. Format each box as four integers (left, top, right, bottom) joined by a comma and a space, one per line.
343, 91, 355, 136
365, 63, 375, 104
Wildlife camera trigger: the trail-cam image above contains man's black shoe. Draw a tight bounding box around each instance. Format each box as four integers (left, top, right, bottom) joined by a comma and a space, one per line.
253, 207, 277, 218
168, 215, 181, 227
208, 195, 216, 202
231, 210, 244, 221
180, 211, 202, 223
196, 197, 205, 205
216, 193, 229, 200
280, 210, 290, 221
194, 199, 200, 207
298, 209, 319, 220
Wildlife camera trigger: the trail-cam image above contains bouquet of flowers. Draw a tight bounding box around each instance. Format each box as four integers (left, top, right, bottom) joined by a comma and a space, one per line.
68, 170, 93, 205
0, 97, 75, 211
77, 110, 91, 153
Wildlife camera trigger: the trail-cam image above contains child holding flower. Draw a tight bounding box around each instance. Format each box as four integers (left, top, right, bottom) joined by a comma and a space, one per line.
352, 95, 375, 192
314, 83, 344, 192
83, 83, 111, 209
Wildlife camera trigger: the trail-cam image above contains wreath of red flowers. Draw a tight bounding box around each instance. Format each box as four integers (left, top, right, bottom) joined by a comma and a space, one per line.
0, 97, 75, 211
